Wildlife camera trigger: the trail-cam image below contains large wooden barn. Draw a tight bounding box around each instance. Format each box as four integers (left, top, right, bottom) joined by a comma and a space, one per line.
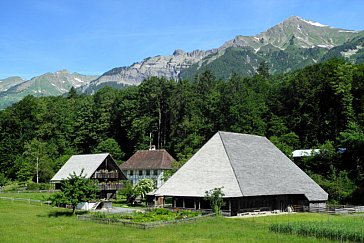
50, 153, 126, 199
154, 131, 328, 215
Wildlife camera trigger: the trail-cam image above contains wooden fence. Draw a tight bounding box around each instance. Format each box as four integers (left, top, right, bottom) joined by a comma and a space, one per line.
0, 189, 59, 193
77, 213, 215, 229
301, 205, 364, 214
0, 196, 51, 206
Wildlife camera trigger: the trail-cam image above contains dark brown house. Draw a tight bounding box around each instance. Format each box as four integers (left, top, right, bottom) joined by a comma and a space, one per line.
50, 153, 127, 199
120, 149, 174, 187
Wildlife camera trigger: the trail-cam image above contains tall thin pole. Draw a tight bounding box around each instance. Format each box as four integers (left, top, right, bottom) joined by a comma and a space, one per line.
36, 157, 39, 184
149, 132, 152, 150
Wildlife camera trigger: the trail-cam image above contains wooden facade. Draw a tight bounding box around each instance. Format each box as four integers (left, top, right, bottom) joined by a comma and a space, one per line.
51, 153, 127, 199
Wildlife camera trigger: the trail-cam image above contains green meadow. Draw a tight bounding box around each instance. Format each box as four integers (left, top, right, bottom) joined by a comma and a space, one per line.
0, 198, 343, 243
0, 192, 53, 201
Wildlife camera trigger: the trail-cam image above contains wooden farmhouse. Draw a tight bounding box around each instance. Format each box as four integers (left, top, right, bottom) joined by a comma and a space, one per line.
50, 153, 126, 199
154, 131, 328, 216
120, 149, 174, 188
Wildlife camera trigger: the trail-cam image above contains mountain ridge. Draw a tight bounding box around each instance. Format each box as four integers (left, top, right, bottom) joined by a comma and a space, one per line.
82, 16, 363, 92
0, 70, 98, 109
1, 16, 364, 108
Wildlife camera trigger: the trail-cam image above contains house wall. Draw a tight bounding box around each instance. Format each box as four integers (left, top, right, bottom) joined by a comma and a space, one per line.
92, 159, 125, 199
229, 194, 309, 215
124, 169, 165, 188
155, 194, 310, 216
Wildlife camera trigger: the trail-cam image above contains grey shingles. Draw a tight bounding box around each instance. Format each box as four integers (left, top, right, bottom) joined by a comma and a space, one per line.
154, 132, 242, 197
51, 153, 110, 181
220, 132, 328, 201
154, 131, 328, 201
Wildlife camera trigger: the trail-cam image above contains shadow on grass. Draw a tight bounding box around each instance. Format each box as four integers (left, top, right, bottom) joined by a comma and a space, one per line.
47, 210, 89, 218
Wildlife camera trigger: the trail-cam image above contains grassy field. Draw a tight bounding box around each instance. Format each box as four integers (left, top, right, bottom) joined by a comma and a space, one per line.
270, 213, 364, 242
0, 191, 54, 201
0, 198, 340, 243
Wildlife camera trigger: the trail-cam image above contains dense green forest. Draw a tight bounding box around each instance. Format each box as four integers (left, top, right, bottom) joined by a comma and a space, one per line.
0, 59, 363, 204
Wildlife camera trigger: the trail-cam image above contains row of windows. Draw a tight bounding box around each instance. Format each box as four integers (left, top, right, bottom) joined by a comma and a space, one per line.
127, 170, 159, 176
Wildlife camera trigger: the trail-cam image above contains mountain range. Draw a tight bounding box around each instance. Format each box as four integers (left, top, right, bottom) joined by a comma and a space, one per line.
1, 16, 363, 108
0, 71, 97, 109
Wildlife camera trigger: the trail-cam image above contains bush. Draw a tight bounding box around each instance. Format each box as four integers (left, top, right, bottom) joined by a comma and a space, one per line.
2, 182, 21, 192
26, 182, 52, 191
0, 173, 7, 187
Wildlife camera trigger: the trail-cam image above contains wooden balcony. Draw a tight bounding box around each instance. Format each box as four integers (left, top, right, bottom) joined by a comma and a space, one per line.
98, 183, 123, 190
94, 171, 119, 179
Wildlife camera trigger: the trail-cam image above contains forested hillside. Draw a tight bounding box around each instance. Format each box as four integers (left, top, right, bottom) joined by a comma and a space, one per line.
0, 59, 363, 204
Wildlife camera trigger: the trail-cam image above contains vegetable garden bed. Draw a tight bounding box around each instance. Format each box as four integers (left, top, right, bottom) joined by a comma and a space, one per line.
77, 208, 215, 229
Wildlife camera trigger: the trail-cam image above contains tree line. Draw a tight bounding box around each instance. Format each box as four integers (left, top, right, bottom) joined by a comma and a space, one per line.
0, 58, 363, 204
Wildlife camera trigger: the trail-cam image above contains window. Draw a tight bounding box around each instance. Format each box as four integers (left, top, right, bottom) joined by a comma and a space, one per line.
154, 170, 158, 175
146, 170, 150, 176
129, 170, 133, 176
139, 170, 143, 176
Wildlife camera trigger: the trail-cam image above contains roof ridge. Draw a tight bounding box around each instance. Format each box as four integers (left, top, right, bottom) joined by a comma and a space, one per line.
218, 131, 244, 196
218, 130, 265, 139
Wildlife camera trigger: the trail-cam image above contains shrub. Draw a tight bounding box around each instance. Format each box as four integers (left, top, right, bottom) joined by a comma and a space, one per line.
26, 182, 52, 190
2, 182, 21, 192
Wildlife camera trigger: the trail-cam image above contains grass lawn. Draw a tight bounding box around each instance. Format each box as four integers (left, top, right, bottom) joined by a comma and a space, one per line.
0, 199, 339, 243
0, 191, 54, 201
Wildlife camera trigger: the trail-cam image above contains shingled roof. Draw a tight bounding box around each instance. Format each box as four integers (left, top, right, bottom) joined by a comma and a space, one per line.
154, 131, 328, 202
51, 153, 126, 182
120, 149, 174, 170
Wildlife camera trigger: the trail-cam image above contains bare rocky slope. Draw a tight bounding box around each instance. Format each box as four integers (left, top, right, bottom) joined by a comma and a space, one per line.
80, 16, 363, 93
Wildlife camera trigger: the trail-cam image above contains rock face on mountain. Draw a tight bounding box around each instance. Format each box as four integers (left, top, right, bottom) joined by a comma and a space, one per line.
81, 16, 363, 93
221, 16, 359, 50
0, 76, 25, 92
0, 70, 97, 109
180, 16, 363, 80
80, 49, 216, 93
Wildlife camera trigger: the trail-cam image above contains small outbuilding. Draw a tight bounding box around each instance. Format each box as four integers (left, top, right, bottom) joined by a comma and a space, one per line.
50, 153, 126, 199
120, 149, 174, 188
154, 131, 328, 215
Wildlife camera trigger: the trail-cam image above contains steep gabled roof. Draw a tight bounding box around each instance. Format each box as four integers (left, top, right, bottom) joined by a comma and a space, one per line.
51, 153, 124, 182
120, 149, 174, 170
154, 131, 328, 202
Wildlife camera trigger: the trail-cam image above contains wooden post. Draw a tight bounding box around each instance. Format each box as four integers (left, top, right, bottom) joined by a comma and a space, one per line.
182, 198, 185, 208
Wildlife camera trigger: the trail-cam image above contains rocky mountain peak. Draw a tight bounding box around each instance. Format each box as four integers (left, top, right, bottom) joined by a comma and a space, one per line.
173, 49, 186, 56
283, 16, 328, 27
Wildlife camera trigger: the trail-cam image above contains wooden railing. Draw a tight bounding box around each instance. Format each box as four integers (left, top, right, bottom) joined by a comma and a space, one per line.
94, 171, 119, 179
98, 183, 123, 190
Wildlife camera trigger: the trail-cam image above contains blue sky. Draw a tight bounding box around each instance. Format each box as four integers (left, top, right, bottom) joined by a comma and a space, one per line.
0, 0, 363, 79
